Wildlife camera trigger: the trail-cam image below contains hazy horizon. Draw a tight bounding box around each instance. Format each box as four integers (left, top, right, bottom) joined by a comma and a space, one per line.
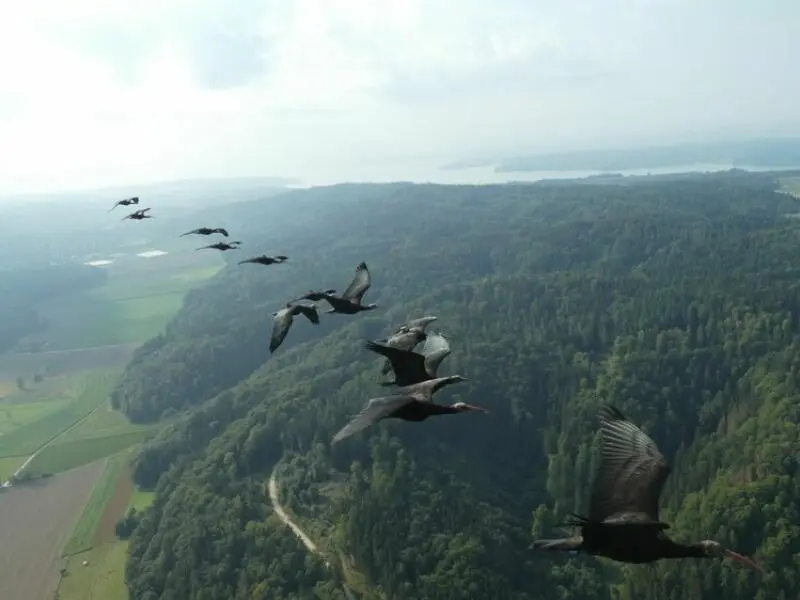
1, 0, 799, 196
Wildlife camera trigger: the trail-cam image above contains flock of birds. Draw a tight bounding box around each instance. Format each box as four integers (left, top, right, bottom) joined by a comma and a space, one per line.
109, 194, 764, 574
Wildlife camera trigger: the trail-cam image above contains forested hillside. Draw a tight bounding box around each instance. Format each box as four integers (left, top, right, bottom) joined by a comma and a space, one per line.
120, 172, 799, 599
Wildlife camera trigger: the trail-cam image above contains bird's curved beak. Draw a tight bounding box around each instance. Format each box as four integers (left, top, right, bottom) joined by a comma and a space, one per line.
724, 549, 764, 572
465, 403, 489, 413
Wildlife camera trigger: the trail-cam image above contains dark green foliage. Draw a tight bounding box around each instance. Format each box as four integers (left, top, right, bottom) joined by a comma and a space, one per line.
116, 508, 141, 540
123, 173, 800, 599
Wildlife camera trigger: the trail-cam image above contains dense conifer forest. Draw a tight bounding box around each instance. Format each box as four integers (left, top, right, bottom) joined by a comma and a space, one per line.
114, 172, 800, 599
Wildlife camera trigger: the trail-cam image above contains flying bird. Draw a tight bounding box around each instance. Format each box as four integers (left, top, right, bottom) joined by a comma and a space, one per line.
321, 262, 377, 314
270, 303, 320, 353
532, 405, 762, 571
122, 208, 152, 221
109, 196, 139, 212
289, 289, 337, 303
196, 241, 242, 251
331, 375, 486, 444
238, 255, 288, 266
180, 227, 229, 237
376, 328, 428, 375
365, 332, 452, 387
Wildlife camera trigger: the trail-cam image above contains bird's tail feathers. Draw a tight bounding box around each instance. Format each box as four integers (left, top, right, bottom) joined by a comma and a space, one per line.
531, 536, 583, 552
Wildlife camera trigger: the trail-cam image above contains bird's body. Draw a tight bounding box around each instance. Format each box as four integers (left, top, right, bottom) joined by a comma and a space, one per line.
378, 329, 428, 375
181, 227, 229, 237
380, 316, 438, 373
365, 332, 452, 386
238, 254, 288, 266
321, 262, 377, 314
532, 405, 762, 571
122, 208, 152, 221
331, 375, 486, 444
270, 303, 319, 353
197, 241, 242, 251
290, 289, 337, 303
109, 196, 139, 211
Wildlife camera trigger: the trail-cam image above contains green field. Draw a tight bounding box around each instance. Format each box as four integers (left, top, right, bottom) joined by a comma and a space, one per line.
0, 399, 63, 434
0, 370, 118, 459
128, 488, 155, 512
30, 261, 222, 352
0, 456, 24, 481
27, 431, 152, 476
59, 542, 130, 600
63, 452, 130, 556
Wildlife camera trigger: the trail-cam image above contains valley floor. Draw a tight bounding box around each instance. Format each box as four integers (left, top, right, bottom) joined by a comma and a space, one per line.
0, 249, 221, 599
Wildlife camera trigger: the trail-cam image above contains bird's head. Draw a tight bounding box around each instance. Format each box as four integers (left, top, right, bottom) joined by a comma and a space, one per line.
364, 303, 378, 310
696, 541, 762, 571
323, 288, 336, 295
451, 401, 489, 413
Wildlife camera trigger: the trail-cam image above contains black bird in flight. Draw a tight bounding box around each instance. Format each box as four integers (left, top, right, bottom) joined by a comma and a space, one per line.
331, 375, 487, 444
180, 227, 229, 237
532, 405, 762, 571
238, 255, 288, 266
320, 262, 377, 315
196, 241, 242, 252
289, 289, 337, 303
122, 208, 153, 221
270, 303, 320, 353
375, 316, 438, 375
109, 196, 139, 212
364, 332, 452, 387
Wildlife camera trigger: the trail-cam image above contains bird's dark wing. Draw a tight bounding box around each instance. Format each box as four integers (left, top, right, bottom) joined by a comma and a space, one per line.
180, 228, 201, 237
587, 405, 671, 523
140, 208, 152, 214
421, 333, 451, 377
380, 331, 423, 374
364, 340, 427, 384
332, 395, 414, 444
289, 292, 313, 303
196, 244, 214, 251
270, 309, 294, 353
341, 262, 371, 304
109, 200, 123, 212
217, 228, 229, 236
292, 304, 319, 325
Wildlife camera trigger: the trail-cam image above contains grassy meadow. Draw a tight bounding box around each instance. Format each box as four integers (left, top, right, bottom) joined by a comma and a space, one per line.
19, 254, 223, 353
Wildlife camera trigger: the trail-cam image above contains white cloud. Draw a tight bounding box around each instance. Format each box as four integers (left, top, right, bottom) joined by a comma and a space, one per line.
0, 0, 798, 194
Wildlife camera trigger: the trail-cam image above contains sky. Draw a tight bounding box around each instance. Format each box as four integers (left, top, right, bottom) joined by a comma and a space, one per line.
0, 0, 798, 195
